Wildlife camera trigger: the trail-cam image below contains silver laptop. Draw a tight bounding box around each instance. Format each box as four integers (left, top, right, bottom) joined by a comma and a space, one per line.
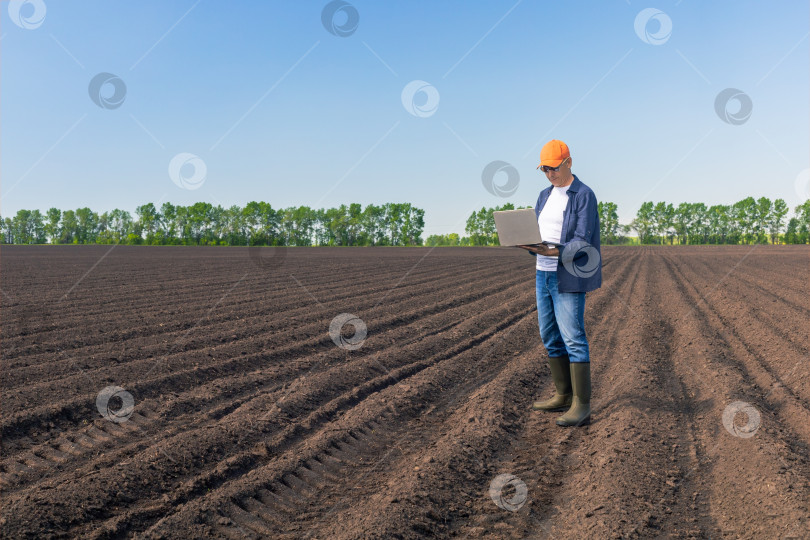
493, 208, 561, 247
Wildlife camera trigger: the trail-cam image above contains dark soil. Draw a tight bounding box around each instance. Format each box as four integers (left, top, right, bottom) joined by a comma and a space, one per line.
1, 245, 808, 539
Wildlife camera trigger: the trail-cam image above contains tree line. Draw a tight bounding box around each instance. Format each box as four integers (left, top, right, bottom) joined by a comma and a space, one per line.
5, 198, 808, 247
1, 202, 426, 246
629, 197, 810, 245
429, 197, 810, 246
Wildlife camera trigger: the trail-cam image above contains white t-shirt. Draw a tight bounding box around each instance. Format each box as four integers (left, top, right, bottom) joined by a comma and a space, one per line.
536, 184, 570, 271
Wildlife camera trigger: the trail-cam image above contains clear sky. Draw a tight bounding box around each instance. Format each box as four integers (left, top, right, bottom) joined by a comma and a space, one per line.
2, 0, 808, 236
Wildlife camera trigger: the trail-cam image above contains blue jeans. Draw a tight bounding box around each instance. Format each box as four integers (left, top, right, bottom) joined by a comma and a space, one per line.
536, 270, 590, 363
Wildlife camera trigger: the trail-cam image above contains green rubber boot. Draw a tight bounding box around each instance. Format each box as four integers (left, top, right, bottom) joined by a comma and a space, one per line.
532, 356, 572, 411
556, 362, 591, 427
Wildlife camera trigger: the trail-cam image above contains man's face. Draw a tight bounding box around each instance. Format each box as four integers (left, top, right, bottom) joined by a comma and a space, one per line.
544, 157, 573, 187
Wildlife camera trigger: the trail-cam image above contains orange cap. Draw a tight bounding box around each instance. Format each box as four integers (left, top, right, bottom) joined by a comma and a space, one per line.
536, 139, 570, 169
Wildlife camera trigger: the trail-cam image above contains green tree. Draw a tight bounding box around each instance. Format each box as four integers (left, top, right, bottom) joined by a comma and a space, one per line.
598, 202, 620, 244
464, 204, 519, 246
754, 197, 772, 243
322, 205, 349, 246
361, 204, 385, 246
672, 203, 691, 244
347, 203, 364, 245
185, 202, 214, 245
205, 205, 226, 245
174, 205, 190, 244
242, 201, 262, 243
259, 202, 281, 245
10, 209, 46, 244
400, 203, 425, 246
296, 206, 318, 246
691, 203, 709, 244
465, 207, 485, 246
383, 203, 404, 246
630, 202, 655, 244
784, 217, 800, 244
732, 197, 757, 244
136, 203, 160, 243
705, 205, 727, 244
159, 202, 178, 243
0, 216, 9, 243
426, 233, 462, 246
652, 202, 674, 244
219, 204, 246, 246
60, 210, 78, 244
108, 209, 133, 243
795, 200, 810, 244
768, 199, 788, 244
44, 207, 61, 244
475, 208, 493, 245
75, 207, 98, 244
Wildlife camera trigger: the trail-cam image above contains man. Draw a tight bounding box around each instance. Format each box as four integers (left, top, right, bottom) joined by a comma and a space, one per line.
518, 140, 601, 427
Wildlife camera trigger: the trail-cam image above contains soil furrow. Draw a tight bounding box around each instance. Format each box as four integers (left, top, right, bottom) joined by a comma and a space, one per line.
1, 296, 538, 536
660, 253, 810, 422
103, 305, 543, 537
0, 266, 536, 446
1, 257, 508, 368
653, 251, 810, 538
4, 276, 540, 488
2, 245, 807, 539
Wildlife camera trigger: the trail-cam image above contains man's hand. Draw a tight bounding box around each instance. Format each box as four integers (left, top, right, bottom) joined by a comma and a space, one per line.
517, 244, 559, 256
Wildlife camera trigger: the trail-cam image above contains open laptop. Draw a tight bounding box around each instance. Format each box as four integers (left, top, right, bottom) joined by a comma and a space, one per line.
493, 208, 562, 247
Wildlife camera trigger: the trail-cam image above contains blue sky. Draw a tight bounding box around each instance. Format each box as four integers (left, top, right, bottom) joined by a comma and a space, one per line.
2, 0, 808, 236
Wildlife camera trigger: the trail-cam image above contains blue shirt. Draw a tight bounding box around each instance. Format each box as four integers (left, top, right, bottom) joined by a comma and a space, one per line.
532, 174, 602, 293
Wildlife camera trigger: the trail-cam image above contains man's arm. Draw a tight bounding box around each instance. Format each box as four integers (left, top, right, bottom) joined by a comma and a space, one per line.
518, 244, 559, 257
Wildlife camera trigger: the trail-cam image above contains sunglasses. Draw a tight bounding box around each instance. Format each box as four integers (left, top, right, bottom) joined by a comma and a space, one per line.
539, 157, 570, 173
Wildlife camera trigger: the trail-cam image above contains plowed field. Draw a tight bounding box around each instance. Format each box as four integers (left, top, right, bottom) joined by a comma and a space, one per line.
1, 245, 808, 539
